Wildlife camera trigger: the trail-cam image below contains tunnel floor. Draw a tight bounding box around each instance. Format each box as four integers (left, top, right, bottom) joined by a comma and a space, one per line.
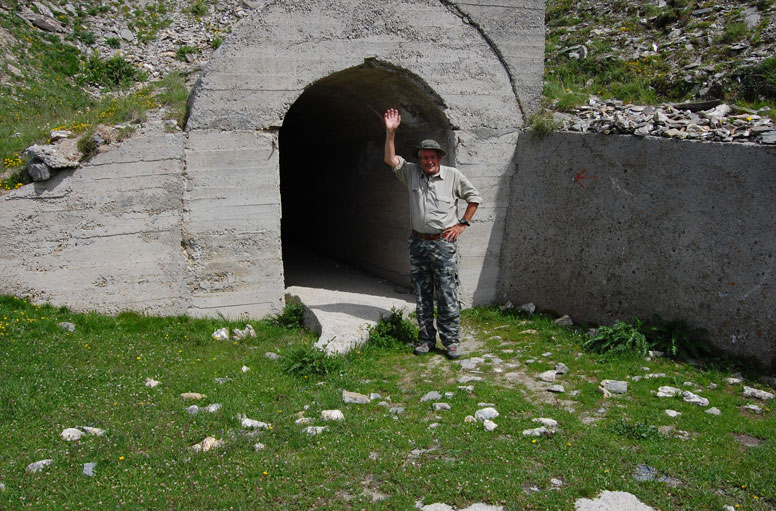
283, 246, 416, 354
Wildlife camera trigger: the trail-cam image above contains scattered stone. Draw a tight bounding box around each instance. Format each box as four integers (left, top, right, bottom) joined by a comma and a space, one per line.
180, 392, 205, 400
532, 417, 558, 430
458, 375, 482, 384
211, 327, 229, 341
232, 324, 256, 339
632, 464, 683, 486
238, 414, 270, 430
343, 390, 371, 404
551, 478, 563, 488
254, 442, 266, 450
444, 392, 455, 398
648, 350, 664, 358
656, 386, 681, 397
522, 427, 552, 437
191, 436, 224, 453
574, 491, 655, 511
519, 303, 536, 314
203, 403, 222, 413
145, 377, 161, 388
81, 426, 105, 436
421, 391, 443, 402
460, 357, 485, 370
83, 462, 97, 477
187, 405, 200, 414
601, 380, 628, 394
429, 423, 440, 430
369, 393, 382, 400
389, 406, 405, 415
432, 403, 451, 411
597, 386, 612, 399
295, 417, 312, 425
499, 301, 514, 312
644, 373, 666, 379
264, 352, 280, 361
57, 322, 76, 331
743, 386, 774, 400
743, 404, 762, 414
241, 365, 250, 373
464, 415, 476, 423
555, 362, 569, 375
547, 385, 565, 393
483, 420, 498, 432
541, 352, 552, 357
705, 407, 721, 416
61, 428, 85, 441
321, 409, 345, 421
519, 329, 539, 335
475, 407, 499, 421
682, 391, 709, 407
26, 459, 54, 473
732, 432, 764, 447
214, 377, 231, 384
665, 410, 682, 418
538, 370, 557, 383
304, 426, 327, 436
554, 314, 573, 327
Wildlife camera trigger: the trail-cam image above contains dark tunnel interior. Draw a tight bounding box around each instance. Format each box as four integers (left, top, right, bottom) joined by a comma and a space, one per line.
279, 63, 452, 288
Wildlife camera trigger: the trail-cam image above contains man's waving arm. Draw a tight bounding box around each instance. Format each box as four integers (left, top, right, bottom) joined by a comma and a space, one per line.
384, 108, 402, 168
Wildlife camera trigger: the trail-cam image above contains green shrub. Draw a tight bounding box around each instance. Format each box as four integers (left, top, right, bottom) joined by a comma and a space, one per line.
609, 419, 662, 441
720, 20, 748, 43
76, 131, 98, 161
366, 307, 416, 350
281, 342, 346, 377
83, 52, 146, 88
176, 45, 197, 61
735, 57, 776, 102
527, 111, 558, 138
583, 319, 649, 357
273, 301, 305, 329
641, 314, 711, 360
189, 0, 209, 17
106, 37, 121, 49
211, 36, 223, 50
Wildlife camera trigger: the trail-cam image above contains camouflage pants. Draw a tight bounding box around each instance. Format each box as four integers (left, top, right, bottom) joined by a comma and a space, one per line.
408, 236, 460, 347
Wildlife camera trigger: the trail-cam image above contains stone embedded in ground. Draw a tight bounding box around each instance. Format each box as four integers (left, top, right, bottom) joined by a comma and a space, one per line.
705, 407, 721, 415
180, 392, 205, 400
743, 386, 774, 400
83, 462, 96, 477
682, 391, 709, 407
632, 464, 683, 487
532, 417, 558, 430
420, 391, 442, 402
475, 407, 499, 421
554, 314, 573, 327
459, 385, 475, 392
304, 426, 327, 436
538, 370, 557, 383
574, 490, 655, 511
295, 417, 311, 425
254, 443, 266, 450
547, 385, 565, 393
241, 365, 250, 373
187, 405, 200, 415
232, 324, 256, 339
519, 329, 539, 335
522, 426, 552, 437
203, 403, 222, 413
321, 409, 345, 421
645, 373, 666, 379
145, 377, 161, 388
61, 427, 85, 441
238, 414, 269, 430
369, 393, 382, 400
343, 390, 370, 404
743, 404, 762, 414
460, 357, 485, 370
191, 436, 224, 453
555, 362, 569, 375
665, 410, 682, 418
389, 406, 405, 415
429, 423, 440, 429
211, 327, 229, 341
265, 352, 280, 361
57, 322, 75, 331
81, 426, 105, 436
727, 377, 743, 385
597, 386, 612, 398
214, 377, 231, 384
26, 459, 54, 473
483, 420, 498, 431
542, 352, 552, 357
601, 380, 628, 394
657, 386, 681, 397
432, 403, 451, 411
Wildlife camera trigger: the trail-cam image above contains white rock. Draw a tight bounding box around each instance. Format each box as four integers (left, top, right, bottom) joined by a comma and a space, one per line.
26, 459, 54, 473
657, 386, 681, 397
458, 375, 483, 384
648, 351, 664, 358
203, 403, 222, 413
458, 385, 475, 392
682, 391, 709, 407
519, 303, 536, 313
295, 417, 311, 425
705, 407, 721, 415
145, 377, 161, 388
555, 362, 569, 375
265, 352, 280, 361
254, 443, 266, 450
743, 386, 774, 400
83, 462, 97, 477
597, 386, 612, 398
389, 406, 405, 415
538, 370, 557, 383
475, 407, 499, 421
191, 437, 224, 453
665, 410, 682, 418
240, 417, 269, 430
57, 321, 75, 331
547, 385, 565, 393
743, 404, 762, 414
532, 418, 558, 429
433, 402, 451, 411
464, 415, 476, 423
304, 426, 327, 436
232, 324, 256, 339
321, 409, 345, 421
541, 352, 552, 357
369, 393, 382, 400
241, 365, 251, 373
61, 428, 85, 441
187, 405, 200, 414
483, 420, 498, 432
575, 490, 655, 511
180, 392, 205, 400
519, 329, 539, 335
522, 427, 552, 437
342, 390, 370, 404
81, 426, 105, 436
211, 327, 229, 341
420, 391, 443, 402
601, 380, 628, 394
645, 373, 666, 379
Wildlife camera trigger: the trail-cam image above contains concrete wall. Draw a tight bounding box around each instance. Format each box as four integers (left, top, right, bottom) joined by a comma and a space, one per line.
502, 132, 776, 368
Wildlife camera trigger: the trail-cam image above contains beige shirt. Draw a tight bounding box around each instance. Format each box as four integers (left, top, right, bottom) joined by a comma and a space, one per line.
392, 156, 483, 234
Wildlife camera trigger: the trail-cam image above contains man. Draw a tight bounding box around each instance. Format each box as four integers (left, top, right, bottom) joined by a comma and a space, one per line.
383, 108, 482, 359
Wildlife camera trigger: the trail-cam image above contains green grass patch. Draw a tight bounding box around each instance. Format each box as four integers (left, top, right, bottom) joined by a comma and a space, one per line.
1, 298, 775, 509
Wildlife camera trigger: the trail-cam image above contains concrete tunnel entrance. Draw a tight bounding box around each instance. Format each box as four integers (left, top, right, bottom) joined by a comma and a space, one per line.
279, 63, 454, 290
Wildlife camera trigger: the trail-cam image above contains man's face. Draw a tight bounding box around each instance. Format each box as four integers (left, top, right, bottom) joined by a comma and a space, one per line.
419, 149, 441, 176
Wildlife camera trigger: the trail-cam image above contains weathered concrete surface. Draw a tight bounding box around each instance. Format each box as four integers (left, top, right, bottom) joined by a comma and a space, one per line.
502, 132, 776, 369
0, 127, 190, 315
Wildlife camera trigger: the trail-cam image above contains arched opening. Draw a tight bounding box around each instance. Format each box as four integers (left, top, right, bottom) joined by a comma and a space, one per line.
279, 62, 453, 289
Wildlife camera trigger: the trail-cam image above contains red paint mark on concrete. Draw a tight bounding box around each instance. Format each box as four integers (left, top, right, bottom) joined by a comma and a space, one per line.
574, 168, 595, 188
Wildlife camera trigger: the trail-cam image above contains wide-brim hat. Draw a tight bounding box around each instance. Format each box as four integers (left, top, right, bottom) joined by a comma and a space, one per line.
413, 139, 446, 158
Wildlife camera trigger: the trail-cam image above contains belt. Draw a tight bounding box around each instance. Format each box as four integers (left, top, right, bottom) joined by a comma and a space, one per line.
412, 230, 442, 240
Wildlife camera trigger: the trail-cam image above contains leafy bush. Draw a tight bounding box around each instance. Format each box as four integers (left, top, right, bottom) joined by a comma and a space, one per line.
106, 37, 121, 49
641, 314, 711, 360
83, 52, 146, 88
583, 319, 649, 357
189, 0, 209, 17
281, 342, 345, 377
735, 57, 776, 102
211, 36, 223, 50
609, 419, 662, 441
176, 45, 197, 62
527, 111, 558, 138
76, 131, 98, 161
366, 307, 416, 350
273, 301, 305, 329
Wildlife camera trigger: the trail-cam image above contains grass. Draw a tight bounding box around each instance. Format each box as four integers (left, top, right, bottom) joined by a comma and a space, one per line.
1, 297, 774, 510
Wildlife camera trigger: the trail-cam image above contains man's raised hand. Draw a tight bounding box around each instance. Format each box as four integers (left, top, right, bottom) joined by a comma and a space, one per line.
384, 108, 401, 132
